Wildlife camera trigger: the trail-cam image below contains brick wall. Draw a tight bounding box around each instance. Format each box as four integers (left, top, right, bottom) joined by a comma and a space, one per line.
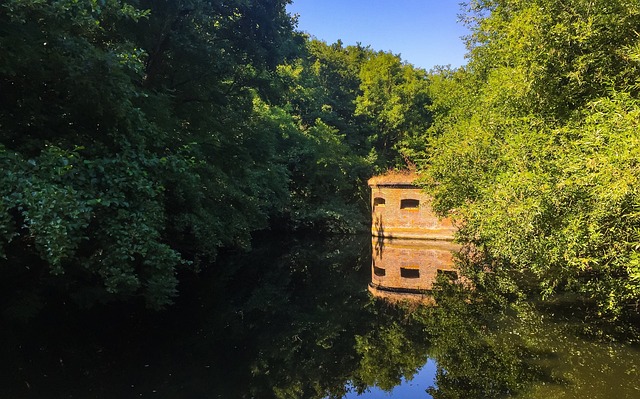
369, 184, 456, 240
370, 238, 460, 291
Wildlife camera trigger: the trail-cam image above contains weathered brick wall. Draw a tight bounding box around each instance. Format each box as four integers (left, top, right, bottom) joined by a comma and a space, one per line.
367, 173, 461, 302
370, 238, 460, 292
369, 184, 456, 240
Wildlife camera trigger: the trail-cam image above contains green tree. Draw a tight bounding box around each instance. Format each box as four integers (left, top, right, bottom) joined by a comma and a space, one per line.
271, 40, 376, 233
421, 0, 640, 316
0, 0, 298, 309
355, 52, 433, 168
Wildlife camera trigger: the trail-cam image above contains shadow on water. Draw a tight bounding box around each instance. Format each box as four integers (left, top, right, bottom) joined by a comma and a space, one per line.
0, 234, 639, 398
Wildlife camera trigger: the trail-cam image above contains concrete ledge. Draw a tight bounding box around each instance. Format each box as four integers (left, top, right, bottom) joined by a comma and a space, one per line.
368, 283, 436, 305
371, 229, 456, 241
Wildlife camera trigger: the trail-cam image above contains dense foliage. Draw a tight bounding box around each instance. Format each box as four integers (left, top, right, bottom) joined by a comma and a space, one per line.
0, 0, 304, 309
418, 0, 640, 316
0, 0, 432, 309
4, 0, 636, 319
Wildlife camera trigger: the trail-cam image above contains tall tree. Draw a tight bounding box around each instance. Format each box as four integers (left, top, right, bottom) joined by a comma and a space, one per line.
421, 0, 640, 317
355, 52, 432, 169
270, 40, 374, 233
0, 0, 298, 309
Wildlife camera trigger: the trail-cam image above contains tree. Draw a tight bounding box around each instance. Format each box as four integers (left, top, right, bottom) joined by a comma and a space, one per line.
355, 52, 433, 168
0, 0, 298, 309
270, 40, 375, 233
420, 0, 640, 317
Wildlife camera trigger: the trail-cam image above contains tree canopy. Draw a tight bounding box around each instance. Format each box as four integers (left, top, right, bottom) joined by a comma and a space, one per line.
2, 0, 639, 318
0, 0, 435, 309
416, 0, 640, 317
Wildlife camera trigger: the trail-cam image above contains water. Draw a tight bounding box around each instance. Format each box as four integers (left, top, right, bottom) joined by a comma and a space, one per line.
1, 235, 639, 398
342, 360, 437, 398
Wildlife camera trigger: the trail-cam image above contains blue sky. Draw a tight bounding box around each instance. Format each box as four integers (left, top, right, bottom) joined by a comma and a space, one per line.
342, 360, 437, 399
286, 0, 470, 71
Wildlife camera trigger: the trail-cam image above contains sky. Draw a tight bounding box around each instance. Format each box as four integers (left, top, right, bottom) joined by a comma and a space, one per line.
343, 360, 437, 399
286, 0, 470, 71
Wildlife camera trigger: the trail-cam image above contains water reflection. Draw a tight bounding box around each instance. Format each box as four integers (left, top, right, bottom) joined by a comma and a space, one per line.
1, 235, 639, 398
369, 238, 460, 303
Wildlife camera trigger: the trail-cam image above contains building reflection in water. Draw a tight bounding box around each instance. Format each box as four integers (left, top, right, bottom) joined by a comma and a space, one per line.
369, 238, 461, 304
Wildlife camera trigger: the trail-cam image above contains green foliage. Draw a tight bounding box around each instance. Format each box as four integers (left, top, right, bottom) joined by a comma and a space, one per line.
283, 118, 371, 233
0, 0, 446, 311
3, 0, 436, 309
355, 52, 433, 168
0, 0, 299, 308
271, 40, 379, 233
420, 0, 640, 317
0, 144, 183, 308
465, 0, 640, 120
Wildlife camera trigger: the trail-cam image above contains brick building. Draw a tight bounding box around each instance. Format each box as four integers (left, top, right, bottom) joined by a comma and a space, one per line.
367, 171, 461, 303
368, 172, 456, 240
368, 238, 460, 303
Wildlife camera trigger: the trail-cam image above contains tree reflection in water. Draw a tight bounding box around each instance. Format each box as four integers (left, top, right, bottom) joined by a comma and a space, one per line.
1, 235, 638, 398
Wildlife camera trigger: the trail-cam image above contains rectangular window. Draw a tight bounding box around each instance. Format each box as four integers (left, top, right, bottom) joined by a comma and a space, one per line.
400, 199, 419, 209
373, 266, 386, 276
400, 267, 420, 279
437, 270, 458, 281
373, 197, 386, 208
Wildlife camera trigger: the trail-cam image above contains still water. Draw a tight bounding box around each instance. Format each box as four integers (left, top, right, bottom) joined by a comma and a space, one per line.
1, 235, 639, 398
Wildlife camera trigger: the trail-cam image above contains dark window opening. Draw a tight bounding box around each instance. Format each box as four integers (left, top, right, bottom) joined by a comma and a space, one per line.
374, 197, 386, 207
438, 270, 458, 281
400, 267, 420, 279
400, 199, 420, 209
374, 266, 386, 276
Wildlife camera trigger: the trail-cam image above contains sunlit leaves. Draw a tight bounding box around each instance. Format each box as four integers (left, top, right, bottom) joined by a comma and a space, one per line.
422, 0, 640, 317
355, 52, 433, 168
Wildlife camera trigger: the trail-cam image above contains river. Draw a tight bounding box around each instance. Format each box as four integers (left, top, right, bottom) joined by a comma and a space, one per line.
1, 235, 639, 398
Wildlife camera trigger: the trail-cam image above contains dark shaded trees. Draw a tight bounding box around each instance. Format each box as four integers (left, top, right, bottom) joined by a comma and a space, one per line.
0, 0, 299, 309
1, 0, 435, 310
0, 0, 443, 311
